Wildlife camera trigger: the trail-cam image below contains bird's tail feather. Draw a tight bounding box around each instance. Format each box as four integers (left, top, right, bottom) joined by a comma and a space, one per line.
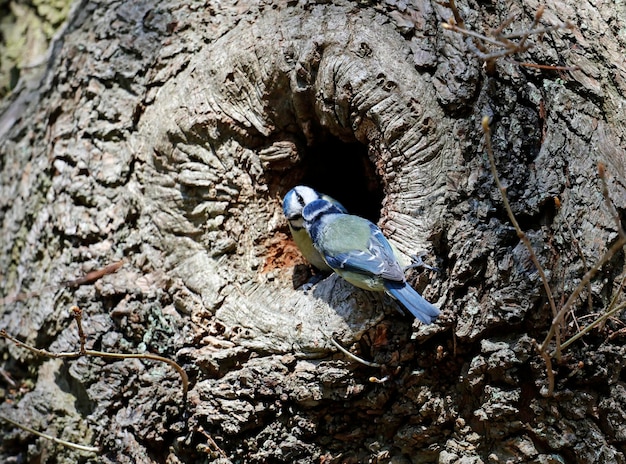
384, 281, 440, 324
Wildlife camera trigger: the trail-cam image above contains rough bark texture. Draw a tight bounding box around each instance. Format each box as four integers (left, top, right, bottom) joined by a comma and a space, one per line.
1, 0, 625, 463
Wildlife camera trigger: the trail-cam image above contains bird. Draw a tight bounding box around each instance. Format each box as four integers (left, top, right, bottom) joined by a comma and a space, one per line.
302, 198, 440, 324
282, 186, 347, 272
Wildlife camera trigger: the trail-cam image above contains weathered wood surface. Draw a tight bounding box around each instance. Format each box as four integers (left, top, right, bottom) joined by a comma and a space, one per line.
1, 0, 625, 462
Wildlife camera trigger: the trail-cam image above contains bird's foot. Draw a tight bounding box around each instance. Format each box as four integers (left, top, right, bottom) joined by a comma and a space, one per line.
404, 251, 439, 272
298, 273, 325, 294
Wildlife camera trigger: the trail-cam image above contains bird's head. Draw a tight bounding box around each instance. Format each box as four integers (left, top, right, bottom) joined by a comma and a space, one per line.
282, 186, 321, 221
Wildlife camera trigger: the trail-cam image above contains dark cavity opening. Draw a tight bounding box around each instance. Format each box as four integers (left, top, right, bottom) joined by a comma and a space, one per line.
298, 138, 383, 223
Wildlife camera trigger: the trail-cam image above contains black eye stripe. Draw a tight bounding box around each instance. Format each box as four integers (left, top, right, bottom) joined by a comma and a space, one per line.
296, 192, 306, 207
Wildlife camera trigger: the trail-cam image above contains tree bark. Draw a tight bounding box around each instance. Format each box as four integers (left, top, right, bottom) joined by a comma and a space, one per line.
1, 0, 625, 463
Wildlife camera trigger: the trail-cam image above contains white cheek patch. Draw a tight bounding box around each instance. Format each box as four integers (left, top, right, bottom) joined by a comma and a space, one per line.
290, 217, 305, 230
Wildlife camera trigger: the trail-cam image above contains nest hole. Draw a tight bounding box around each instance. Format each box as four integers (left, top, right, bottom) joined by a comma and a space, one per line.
297, 137, 384, 223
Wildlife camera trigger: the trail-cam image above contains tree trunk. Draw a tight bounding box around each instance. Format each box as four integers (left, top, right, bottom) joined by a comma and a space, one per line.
1, 0, 625, 463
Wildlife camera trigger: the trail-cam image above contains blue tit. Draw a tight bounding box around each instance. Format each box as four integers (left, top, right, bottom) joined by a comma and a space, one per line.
302, 199, 440, 324
282, 186, 348, 272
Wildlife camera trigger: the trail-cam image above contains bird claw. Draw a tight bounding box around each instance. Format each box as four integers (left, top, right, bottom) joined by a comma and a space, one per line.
404, 251, 439, 272
298, 273, 324, 294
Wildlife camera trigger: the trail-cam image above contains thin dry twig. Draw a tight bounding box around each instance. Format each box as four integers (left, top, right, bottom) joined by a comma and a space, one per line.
0, 414, 100, 453
598, 162, 626, 238
536, 342, 555, 395
440, 3, 576, 74
0, 368, 17, 388
540, 164, 626, 356
0, 260, 125, 305
442, 22, 511, 48
555, 197, 594, 314
482, 116, 559, 393
542, 236, 626, 355
482, 117, 560, 342
199, 427, 228, 459
320, 330, 381, 368
0, 306, 189, 452
1, 307, 189, 402
63, 261, 125, 288
515, 5, 545, 51
561, 301, 626, 351
510, 61, 579, 72
438, 0, 465, 29
490, 15, 518, 40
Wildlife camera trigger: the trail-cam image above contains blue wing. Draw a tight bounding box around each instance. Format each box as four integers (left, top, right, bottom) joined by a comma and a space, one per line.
324, 222, 404, 281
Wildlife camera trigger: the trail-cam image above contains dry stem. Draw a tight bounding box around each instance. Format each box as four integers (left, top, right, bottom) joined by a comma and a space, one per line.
440, 4, 576, 74
540, 164, 626, 356
482, 116, 558, 392
1, 308, 189, 402
482, 116, 560, 343
323, 330, 381, 368
0, 260, 125, 305
0, 414, 100, 453
0, 305, 189, 452
483, 117, 626, 395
